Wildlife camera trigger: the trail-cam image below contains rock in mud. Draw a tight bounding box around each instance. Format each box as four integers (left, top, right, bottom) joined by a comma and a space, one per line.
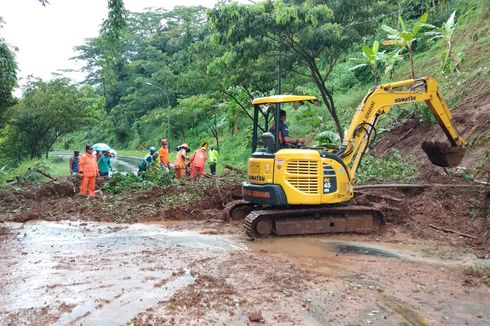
248, 311, 264, 323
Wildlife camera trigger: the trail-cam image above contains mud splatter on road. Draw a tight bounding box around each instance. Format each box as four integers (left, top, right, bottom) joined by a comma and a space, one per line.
0, 221, 243, 325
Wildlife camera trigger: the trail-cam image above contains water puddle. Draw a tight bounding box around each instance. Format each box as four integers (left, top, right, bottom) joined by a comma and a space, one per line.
333, 243, 400, 258
0, 220, 243, 325
248, 236, 489, 268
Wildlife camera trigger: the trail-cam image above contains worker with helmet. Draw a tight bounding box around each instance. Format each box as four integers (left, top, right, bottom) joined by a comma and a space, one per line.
138, 146, 158, 174
189, 146, 207, 180
159, 139, 170, 171
174, 143, 190, 180
79, 144, 99, 196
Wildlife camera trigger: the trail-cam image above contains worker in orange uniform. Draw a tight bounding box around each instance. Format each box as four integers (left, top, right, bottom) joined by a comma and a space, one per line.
79, 144, 99, 196
174, 143, 190, 180
159, 139, 170, 172
189, 146, 207, 180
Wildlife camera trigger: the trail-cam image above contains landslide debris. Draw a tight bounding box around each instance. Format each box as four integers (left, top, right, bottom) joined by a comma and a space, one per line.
0, 176, 242, 224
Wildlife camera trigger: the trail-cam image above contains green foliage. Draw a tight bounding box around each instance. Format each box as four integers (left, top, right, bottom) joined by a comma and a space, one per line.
0, 78, 103, 166
210, 0, 393, 140
316, 130, 340, 149
381, 12, 430, 78
101, 172, 143, 194
0, 157, 69, 185
425, 11, 460, 73
101, 169, 175, 194
350, 40, 384, 84
0, 41, 17, 116
355, 150, 419, 184
3, 0, 489, 183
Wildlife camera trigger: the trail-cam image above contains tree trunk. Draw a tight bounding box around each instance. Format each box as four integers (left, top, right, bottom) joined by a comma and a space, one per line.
409, 47, 415, 79
305, 58, 344, 141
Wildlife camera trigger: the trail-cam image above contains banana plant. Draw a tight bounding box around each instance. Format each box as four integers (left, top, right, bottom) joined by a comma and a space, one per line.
425, 11, 458, 73
379, 50, 403, 79
381, 12, 429, 79
350, 40, 384, 85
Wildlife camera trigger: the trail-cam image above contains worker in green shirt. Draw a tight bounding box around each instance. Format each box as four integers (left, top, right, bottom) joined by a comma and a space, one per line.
98, 151, 112, 177
208, 145, 219, 175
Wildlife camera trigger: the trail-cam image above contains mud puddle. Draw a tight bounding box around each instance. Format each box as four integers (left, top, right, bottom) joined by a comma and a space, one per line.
248, 236, 489, 268
0, 220, 244, 325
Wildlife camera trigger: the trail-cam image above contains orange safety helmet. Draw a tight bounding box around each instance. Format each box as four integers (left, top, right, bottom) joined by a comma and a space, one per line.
178, 143, 190, 150
160, 139, 168, 145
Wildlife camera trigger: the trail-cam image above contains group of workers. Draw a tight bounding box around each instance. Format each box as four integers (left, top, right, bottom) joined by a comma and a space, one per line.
69, 139, 219, 197
138, 139, 219, 181
69, 144, 111, 196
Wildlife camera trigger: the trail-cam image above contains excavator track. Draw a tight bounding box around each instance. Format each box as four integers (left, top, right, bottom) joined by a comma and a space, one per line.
222, 200, 255, 221
245, 205, 385, 239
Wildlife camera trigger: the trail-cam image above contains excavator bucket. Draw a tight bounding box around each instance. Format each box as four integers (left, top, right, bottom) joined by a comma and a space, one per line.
421, 141, 465, 167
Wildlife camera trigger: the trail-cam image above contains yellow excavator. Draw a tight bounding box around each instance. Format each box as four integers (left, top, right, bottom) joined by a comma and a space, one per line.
224, 77, 466, 238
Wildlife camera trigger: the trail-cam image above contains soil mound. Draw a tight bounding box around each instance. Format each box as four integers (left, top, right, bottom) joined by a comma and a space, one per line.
0, 176, 107, 203
0, 177, 242, 224
354, 183, 489, 252
374, 92, 490, 177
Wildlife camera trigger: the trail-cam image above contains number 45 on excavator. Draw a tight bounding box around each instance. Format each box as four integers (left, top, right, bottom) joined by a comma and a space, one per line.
224, 77, 466, 238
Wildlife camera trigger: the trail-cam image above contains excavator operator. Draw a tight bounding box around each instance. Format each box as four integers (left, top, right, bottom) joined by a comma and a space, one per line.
269, 109, 305, 148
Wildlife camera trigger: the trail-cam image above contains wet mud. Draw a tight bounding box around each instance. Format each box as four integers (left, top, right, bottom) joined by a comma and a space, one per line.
1, 220, 489, 325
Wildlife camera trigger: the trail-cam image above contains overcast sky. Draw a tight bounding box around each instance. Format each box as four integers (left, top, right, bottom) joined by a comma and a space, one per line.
0, 0, 221, 91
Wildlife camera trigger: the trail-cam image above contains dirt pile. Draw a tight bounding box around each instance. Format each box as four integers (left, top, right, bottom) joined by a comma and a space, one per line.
0, 178, 242, 224
354, 183, 489, 252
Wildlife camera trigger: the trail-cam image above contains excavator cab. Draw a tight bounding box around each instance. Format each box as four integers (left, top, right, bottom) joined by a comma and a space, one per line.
250, 95, 319, 154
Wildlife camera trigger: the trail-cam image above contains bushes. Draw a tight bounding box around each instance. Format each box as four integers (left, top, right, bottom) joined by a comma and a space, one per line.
355, 149, 420, 184
101, 170, 175, 194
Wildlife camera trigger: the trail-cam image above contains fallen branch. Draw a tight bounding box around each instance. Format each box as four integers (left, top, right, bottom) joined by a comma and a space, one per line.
428, 224, 477, 239
223, 163, 245, 174
32, 168, 55, 180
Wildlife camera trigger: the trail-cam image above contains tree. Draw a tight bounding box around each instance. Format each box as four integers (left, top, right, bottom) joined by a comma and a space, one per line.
2, 78, 102, 160
0, 41, 17, 120
381, 12, 429, 79
205, 104, 226, 151
210, 0, 390, 140
425, 11, 459, 73
350, 41, 383, 85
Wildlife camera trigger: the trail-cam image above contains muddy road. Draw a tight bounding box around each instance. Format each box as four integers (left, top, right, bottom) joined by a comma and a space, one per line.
1, 220, 489, 325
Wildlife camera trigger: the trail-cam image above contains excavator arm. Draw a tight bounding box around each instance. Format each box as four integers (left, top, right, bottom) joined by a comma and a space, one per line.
338, 77, 466, 179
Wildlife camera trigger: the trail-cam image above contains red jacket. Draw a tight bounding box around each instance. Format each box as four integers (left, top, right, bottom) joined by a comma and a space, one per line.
79, 153, 99, 177
189, 149, 207, 168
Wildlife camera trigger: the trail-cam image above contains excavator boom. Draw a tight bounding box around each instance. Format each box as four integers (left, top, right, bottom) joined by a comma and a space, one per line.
339, 77, 466, 179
